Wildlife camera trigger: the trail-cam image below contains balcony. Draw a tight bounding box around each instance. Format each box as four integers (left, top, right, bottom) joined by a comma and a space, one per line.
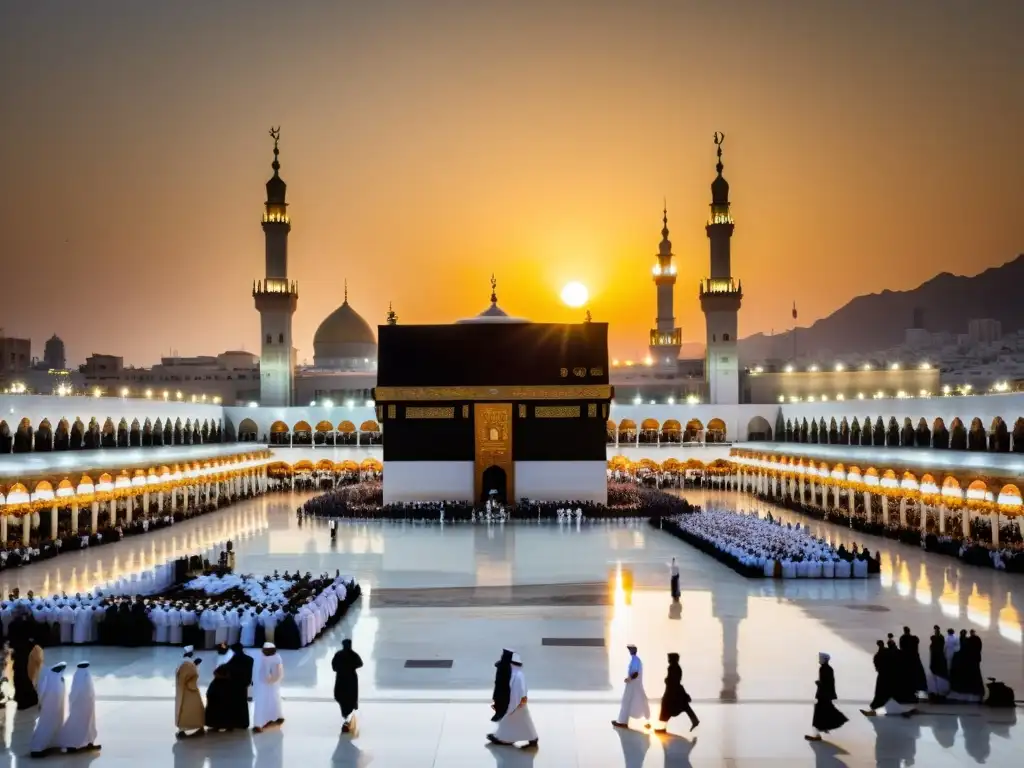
699, 278, 742, 296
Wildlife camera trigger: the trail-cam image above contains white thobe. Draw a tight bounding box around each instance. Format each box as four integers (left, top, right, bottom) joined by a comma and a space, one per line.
494, 666, 538, 743
225, 611, 241, 646
58, 668, 98, 749
59, 606, 76, 644
166, 608, 183, 645
151, 607, 169, 643
30, 671, 67, 753
72, 607, 91, 644
240, 613, 256, 647
213, 610, 228, 645
617, 655, 650, 723
252, 654, 285, 728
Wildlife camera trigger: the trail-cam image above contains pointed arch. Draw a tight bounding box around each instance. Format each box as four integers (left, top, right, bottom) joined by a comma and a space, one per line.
839, 417, 850, 445
932, 417, 949, 449
129, 418, 141, 447
14, 418, 33, 453
69, 418, 84, 450
949, 417, 967, 450
707, 418, 727, 443
200, 419, 210, 444
115, 417, 129, 448
142, 417, 153, 447
0, 419, 12, 453
990, 416, 1010, 452
54, 418, 70, 451
173, 417, 183, 445
967, 417, 987, 451
34, 418, 53, 452
886, 416, 900, 447
746, 416, 772, 441
900, 417, 914, 447
238, 418, 259, 442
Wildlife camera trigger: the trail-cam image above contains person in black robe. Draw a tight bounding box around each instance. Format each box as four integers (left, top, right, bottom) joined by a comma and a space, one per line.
655, 653, 698, 733
862, 641, 892, 714
949, 629, 971, 701
8, 615, 40, 710
220, 644, 252, 729
806, 652, 847, 741
927, 625, 949, 699
253, 609, 267, 649
205, 665, 235, 731
963, 630, 985, 702
274, 610, 301, 650
490, 649, 513, 722
331, 639, 363, 732
900, 626, 927, 696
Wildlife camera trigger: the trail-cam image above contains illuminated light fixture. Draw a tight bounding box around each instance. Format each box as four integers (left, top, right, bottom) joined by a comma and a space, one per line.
120, 387, 129, 398
625, 360, 633, 367
365, 399, 374, 407
835, 363, 844, 372
175, 391, 183, 400
897, 390, 908, 399
649, 399, 656, 405
200, 394, 207, 401
807, 395, 816, 402
633, 395, 642, 405
890, 363, 900, 370
612, 359, 620, 367
667, 396, 675, 405
144, 389, 153, 399
993, 381, 1010, 393
345, 399, 355, 408
310, 400, 317, 406
836, 393, 845, 401
685, 394, 700, 405
163, 390, 170, 400
862, 364, 872, 371
322, 399, 333, 408
777, 395, 785, 403
784, 365, 794, 373
643, 356, 654, 366
962, 384, 973, 393
248, 401, 258, 408
809, 365, 819, 372
93, 387, 102, 398
56, 384, 70, 397
212, 396, 222, 404
920, 362, 931, 370
856, 392, 865, 400
942, 385, 952, 395
789, 396, 800, 403
753, 365, 764, 374
190, 394, 197, 403
874, 391, 885, 399
821, 395, 829, 402
919, 389, 930, 397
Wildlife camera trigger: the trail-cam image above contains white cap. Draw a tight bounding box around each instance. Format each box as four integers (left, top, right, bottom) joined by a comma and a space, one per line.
511, 652, 522, 665
263, 642, 276, 650
183, 645, 195, 654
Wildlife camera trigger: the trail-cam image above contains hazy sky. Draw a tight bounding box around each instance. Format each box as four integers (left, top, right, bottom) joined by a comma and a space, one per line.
1, 0, 1021, 366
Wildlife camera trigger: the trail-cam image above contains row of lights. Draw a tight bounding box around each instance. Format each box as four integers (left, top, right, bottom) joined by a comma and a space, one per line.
5, 383, 222, 404
246, 399, 376, 409
622, 394, 701, 406
760, 362, 934, 375
776, 385, 982, 403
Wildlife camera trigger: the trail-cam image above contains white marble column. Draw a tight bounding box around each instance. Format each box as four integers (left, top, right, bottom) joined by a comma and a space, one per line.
125, 495, 133, 526
898, 497, 906, 527
962, 508, 970, 537
991, 511, 1000, 547
22, 514, 31, 546
50, 503, 59, 541
939, 504, 947, 534
864, 492, 872, 524
108, 499, 116, 526
142, 491, 150, 518
70, 501, 78, 534
90, 501, 99, 533
1, 514, 7, 545
170, 489, 177, 513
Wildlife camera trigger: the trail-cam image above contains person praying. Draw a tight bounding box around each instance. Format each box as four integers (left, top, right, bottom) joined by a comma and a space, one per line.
252, 642, 284, 732
806, 652, 847, 742
669, 558, 680, 600
861, 640, 916, 717
488, 652, 538, 748
58, 661, 100, 753
332, 638, 363, 732
30, 662, 68, 758
655, 653, 698, 733
612, 644, 650, 729
491, 649, 514, 723
175, 647, 205, 738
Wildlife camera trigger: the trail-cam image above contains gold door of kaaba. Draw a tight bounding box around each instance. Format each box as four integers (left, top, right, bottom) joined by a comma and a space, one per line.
474, 403, 513, 502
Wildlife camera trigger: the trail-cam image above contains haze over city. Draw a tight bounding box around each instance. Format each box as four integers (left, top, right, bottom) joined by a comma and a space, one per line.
2, 0, 1021, 365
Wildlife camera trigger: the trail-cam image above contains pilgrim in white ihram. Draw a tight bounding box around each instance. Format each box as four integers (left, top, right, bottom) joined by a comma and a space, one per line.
613, 645, 650, 729
58, 661, 100, 752
252, 642, 285, 731
30, 662, 68, 757
487, 652, 538, 748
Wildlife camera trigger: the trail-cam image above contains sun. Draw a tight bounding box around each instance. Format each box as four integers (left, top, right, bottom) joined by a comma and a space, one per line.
560, 281, 589, 308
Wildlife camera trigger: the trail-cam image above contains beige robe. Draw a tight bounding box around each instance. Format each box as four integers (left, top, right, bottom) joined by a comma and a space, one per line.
28, 645, 44, 688
175, 660, 205, 731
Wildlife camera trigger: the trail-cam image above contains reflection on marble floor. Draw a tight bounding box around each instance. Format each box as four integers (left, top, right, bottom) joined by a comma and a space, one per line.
0, 489, 1021, 765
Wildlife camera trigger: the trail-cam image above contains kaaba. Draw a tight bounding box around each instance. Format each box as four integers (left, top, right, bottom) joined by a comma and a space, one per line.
373, 321, 612, 505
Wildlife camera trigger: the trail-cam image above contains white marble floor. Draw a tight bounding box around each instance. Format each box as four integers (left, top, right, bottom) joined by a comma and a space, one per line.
0, 489, 1021, 766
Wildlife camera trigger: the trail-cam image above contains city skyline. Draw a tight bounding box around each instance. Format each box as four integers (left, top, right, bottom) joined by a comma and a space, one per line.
2, 0, 1021, 367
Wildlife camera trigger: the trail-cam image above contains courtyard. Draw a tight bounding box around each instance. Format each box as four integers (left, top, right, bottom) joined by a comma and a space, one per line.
0, 489, 1020, 766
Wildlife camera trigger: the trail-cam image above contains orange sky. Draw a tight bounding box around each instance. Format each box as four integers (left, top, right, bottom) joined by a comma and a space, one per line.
1, 0, 1021, 366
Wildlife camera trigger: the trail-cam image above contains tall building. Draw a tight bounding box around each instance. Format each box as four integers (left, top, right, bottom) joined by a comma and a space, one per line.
700, 133, 742, 404
43, 334, 66, 370
252, 128, 298, 406
648, 207, 682, 366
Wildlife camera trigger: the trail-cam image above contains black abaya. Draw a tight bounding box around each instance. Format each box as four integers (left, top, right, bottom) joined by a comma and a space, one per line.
658, 661, 691, 722
491, 650, 513, 722
868, 647, 892, 710
205, 670, 236, 730
812, 663, 848, 733
900, 631, 928, 695
332, 647, 363, 718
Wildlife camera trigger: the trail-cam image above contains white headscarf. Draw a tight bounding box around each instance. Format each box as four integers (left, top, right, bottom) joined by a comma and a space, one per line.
58, 663, 97, 749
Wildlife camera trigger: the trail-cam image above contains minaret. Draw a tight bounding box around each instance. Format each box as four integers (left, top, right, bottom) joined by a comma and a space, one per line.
253, 127, 298, 407
648, 205, 682, 365
700, 132, 742, 404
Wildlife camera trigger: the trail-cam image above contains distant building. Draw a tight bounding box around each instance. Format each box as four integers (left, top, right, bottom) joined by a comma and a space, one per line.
81, 351, 260, 404
904, 328, 932, 348
43, 334, 66, 370
968, 319, 1002, 345
0, 332, 31, 387
746, 363, 940, 404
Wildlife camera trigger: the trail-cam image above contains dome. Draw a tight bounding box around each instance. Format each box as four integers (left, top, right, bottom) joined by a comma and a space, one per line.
457, 301, 527, 324
313, 299, 378, 370
266, 174, 287, 204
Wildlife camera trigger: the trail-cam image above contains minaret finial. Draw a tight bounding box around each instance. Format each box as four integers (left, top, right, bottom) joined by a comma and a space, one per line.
269, 126, 281, 175
386, 301, 397, 325
344, 278, 348, 304
661, 201, 670, 240
490, 274, 497, 304
713, 131, 725, 176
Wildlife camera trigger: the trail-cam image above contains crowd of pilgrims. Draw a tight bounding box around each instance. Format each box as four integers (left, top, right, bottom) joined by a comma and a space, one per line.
0, 570, 360, 665
300, 482, 697, 522
0, 486, 264, 572
758, 492, 1024, 573
657, 509, 881, 578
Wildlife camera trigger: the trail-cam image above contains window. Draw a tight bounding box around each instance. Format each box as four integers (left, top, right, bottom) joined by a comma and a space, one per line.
723, 333, 730, 341
278, 333, 284, 343
265, 334, 271, 344
721, 356, 730, 363
712, 334, 716, 342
